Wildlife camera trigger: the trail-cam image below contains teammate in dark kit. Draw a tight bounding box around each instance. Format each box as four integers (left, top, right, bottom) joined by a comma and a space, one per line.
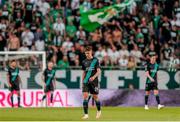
81, 46, 101, 119
144, 55, 164, 110
41, 61, 56, 105
7, 60, 22, 107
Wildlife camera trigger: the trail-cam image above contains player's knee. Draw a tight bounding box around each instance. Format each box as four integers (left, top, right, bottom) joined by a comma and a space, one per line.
17, 92, 20, 96
92, 95, 98, 101
154, 90, 159, 95
145, 91, 150, 95
83, 93, 89, 100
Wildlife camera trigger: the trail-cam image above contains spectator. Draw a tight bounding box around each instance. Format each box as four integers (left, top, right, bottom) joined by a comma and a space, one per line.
0, 34, 6, 51
66, 21, 77, 39
57, 56, 70, 69
130, 45, 143, 65
118, 55, 128, 69
40, 0, 50, 16
12, 0, 24, 21
62, 37, 73, 52
1, 4, 10, 20
19, 42, 29, 51
67, 46, 79, 66
151, 8, 161, 40
34, 28, 44, 41
107, 47, 119, 65
53, 18, 65, 37
127, 56, 137, 70
8, 33, 20, 51
145, 42, 157, 59
34, 38, 45, 51
161, 43, 172, 68
15, 12, 23, 29
119, 45, 129, 58
140, 17, 149, 42
24, 0, 34, 23
160, 15, 171, 44
76, 26, 86, 40
95, 46, 107, 64
21, 27, 34, 49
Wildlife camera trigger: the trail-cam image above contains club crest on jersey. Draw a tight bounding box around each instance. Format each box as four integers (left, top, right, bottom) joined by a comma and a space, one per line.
150, 69, 156, 73
86, 67, 95, 71
48, 74, 53, 77
12, 72, 18, 76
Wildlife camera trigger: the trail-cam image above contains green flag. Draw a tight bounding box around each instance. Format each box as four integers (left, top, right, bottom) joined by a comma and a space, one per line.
80, 0, 134, 32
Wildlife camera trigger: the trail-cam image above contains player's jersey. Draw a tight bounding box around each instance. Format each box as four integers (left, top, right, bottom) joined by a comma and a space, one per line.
43, 68, 56, 86
7, 66, 20, 84
145, 62, 159, 83
82, 57, 100, 84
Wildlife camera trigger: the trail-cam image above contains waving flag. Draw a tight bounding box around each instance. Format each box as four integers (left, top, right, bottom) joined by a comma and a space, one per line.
80, 0, 134, 32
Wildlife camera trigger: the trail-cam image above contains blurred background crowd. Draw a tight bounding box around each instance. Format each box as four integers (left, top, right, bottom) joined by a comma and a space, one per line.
0, 0, 179, 69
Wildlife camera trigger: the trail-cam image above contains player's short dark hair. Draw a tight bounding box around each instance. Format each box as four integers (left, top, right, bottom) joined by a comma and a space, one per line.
150, 53, 157, 57
10, 60, 16, 63
47, 61, 54, 64
84, 46, 92, 52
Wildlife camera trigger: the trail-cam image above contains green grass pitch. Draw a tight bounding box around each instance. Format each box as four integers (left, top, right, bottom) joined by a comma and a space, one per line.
0, 107, 180, 121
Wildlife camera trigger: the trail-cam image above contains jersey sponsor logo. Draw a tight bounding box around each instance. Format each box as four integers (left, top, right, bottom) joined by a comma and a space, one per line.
12, 72, 18, 76
150, 69, 157, 73
47, 74, 54, 77
85, 67, 95, 71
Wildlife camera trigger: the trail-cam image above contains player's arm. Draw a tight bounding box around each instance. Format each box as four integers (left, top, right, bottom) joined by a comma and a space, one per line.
90, 59, 101, 81
81, 61, 86, 84
17, 76, 23, 88
53, 77, 56, 89
7, 73, 12, 87
82, 71, 86, 83
145, 71, 155, 82
17, 76, 22, 84
89, 68, 101, 82
41, 72, 46, 88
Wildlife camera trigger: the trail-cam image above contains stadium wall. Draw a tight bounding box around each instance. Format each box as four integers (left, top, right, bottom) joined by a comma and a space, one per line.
0, 69, 179, 89
0, 89, 180, 107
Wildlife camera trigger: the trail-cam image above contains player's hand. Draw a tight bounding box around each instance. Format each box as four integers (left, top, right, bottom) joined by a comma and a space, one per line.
8, 84, 12, 88
8, 84, 12, 91
150, 78, 155, 82
89, 76, 95, 82
43, 83, 46, 88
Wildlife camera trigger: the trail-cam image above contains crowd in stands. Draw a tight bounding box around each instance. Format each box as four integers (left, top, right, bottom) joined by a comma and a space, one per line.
0, 0, 179, 69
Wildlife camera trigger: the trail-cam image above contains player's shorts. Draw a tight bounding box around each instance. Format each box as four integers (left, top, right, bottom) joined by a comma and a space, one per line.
44, 84, 54, 93
82, 80, 99, 94
9, 82, 20, 92
145, 82, 158, 91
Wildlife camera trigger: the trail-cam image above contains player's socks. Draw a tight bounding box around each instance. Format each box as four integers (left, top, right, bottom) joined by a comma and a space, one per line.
11, 95, 14, 107
155, 94, 160, 104
87, 95, 91, 102
50, 93, 53, 103
95, 100, 101, 111
145, 95, 149, 105
42, 95, 46, 101
83, 100, 88, 114
18, 96, 20, 107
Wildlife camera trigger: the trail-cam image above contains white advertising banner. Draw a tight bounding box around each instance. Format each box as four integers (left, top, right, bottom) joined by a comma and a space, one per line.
0, 90, 79, 108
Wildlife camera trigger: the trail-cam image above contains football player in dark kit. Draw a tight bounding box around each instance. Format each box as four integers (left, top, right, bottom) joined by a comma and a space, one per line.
7, 60, 22, 107
81, 46, 101, 119
41, 61, 56, 106
144, 55, 164, 110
